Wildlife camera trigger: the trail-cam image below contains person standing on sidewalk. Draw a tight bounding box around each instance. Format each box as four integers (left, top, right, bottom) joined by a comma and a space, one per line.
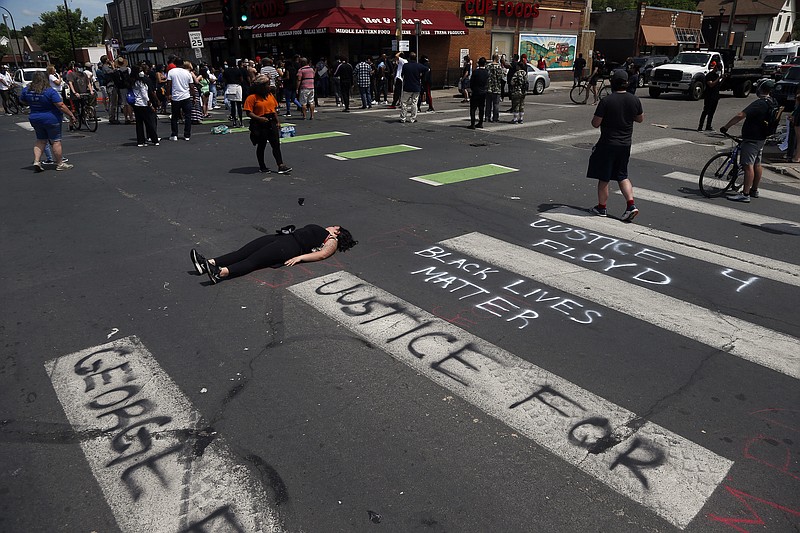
485, 54, 503, 123
417, 56, 435, 113
720, 80, 778, 202
355, 56, 373, 109
586, 70, 644, 222
167, 60, 195, 141
296, 58, 316, 120
698, 61, 723, 131
390, 52, 406, 108
468, 57, 488, 129
399, 52, 429, 124
573, 53, 586, 88
509, 55, 529, 124
336, 57, 354, 112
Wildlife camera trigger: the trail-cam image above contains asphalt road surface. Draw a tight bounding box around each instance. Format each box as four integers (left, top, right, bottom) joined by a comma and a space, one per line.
1, 84, 799, 533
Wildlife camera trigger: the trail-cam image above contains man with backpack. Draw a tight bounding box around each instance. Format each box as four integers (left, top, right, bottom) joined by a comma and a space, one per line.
720, 80, 781, 202
111, 57, 133, 124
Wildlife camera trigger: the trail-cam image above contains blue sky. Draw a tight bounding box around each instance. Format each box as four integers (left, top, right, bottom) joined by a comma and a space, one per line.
0, 0, 107, 28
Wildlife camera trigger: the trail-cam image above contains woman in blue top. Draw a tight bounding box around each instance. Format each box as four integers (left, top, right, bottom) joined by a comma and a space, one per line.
21, 71, 76, 172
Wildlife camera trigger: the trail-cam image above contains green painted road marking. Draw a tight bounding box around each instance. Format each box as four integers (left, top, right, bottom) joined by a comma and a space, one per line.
202, 119, 230, 125
281, 131, 350, 144
410, 164, 518, 186
329, 144, 421, 160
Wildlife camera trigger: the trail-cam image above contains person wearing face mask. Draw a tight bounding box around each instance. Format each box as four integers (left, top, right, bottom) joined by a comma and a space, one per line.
130, 65, 160, 146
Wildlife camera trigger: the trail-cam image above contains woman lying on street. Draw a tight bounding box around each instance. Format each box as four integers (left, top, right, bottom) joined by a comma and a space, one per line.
191, 224, 357, 284
245, 75, 292, 174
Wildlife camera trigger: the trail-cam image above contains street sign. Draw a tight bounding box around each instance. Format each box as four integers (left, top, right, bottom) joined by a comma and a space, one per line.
194, 47, 203, 59
399, 40, 409, 51
188, 31, 204, 48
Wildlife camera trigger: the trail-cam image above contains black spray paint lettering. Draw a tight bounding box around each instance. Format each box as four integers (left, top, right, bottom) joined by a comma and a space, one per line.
721, 269, 759, 292
532, 239, 672, 285
74, 348, 183, 500
180, 505, 247, 533
415, 246, 499, 279
511, 384, 666, 488
529, 220, 676, 264
503, 280, 602, 324
410, 266, 491, 299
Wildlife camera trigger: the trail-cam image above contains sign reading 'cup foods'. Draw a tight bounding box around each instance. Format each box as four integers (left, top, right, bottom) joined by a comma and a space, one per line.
464, 0, 540, 18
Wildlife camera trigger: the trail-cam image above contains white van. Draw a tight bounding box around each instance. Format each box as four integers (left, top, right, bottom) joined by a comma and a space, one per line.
761, 41, 800, 73
12, 67, 47, 88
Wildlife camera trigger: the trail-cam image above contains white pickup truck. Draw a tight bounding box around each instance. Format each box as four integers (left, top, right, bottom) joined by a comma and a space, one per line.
648, 49, 764, 100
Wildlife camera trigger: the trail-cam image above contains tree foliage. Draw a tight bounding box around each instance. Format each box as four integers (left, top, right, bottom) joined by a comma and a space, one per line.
592, 0, 699, 12
30, 6, 103, 64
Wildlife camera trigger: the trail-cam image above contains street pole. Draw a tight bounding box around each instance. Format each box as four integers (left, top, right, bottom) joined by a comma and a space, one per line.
63, 0, 78, 63
395, 0, 402, 52
0, 8, 22, 70
725, 0, 738, 50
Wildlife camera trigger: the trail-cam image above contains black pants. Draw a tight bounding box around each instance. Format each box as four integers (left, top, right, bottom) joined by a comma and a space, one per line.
254, 121, 283, 170
230, 101, 243, 122
133, 105, 159, 144
1, 89, 10, 112
470, 94, 486, 126
215, 234, 301, 278
391, 78, 403, 106
171, 98, 193, 138
699, 97, 719, 129
340, 82, 352, 110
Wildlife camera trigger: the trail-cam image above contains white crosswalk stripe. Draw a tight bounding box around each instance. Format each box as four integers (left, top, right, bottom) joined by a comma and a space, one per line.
535, 128, 599, 142
629, 138, 693, 154
664, 171, 800, 206
483, 118, 564, 132
440, 232, 800, 380
541, 206, 800, 287
622, 188, 800, 232
290, 272, 732, 530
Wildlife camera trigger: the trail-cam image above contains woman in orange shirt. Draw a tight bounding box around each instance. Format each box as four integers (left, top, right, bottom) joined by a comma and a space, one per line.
244, 75, 292, 174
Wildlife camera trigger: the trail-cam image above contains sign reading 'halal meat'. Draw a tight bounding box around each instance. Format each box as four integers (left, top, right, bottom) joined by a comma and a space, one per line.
465, 0, 540, 18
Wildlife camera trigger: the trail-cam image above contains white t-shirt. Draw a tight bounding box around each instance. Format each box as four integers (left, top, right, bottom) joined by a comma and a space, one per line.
0, 71, 12, 91
395, 57, 407, 80
48, 73, 62, 90
167, 67, 194, 101
133, 79, 150, 106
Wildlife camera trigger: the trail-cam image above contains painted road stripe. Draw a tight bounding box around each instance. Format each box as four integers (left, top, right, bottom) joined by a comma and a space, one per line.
328, 144, 421, 160
483, 118, 565, 132
626, 188, 800, 232
45, 337, 282, 533
281, 131, 350, 144
16, 122, 34, 131
382, 109, 461, 119
541, 206, 800, 287
289, 272, 732, 529
629, 138, 693, 155
428, 115, 475, 124
664, 171, 800, 206
410, 163, 518, 186
441, 233, 800, 380
535, 128, 598, 142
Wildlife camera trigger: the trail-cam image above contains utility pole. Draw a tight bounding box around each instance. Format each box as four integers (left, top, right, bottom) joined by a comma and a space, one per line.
0, 8, 21, 70
63, 0, 78, 63
395, 0, 402, 51
725, 0, 738, 50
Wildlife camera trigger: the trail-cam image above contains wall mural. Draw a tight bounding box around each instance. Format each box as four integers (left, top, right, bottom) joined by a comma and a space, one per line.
519, 33, 577, 70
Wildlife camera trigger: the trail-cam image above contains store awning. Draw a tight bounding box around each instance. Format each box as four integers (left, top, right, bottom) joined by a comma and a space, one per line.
201, 22, 228, 41
123, 41, 162, 52
246, 7, 467, 37
640, 25, 677, 47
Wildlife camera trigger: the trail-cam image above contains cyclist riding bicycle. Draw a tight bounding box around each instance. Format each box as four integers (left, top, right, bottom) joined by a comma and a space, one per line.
66, 63, 95, 127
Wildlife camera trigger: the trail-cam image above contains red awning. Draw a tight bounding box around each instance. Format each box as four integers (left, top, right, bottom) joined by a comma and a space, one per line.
246, 7, 467, 37
201, 22, 227, 41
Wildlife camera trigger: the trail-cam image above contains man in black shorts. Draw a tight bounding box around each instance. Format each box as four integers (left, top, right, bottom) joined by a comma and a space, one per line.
587, 69, 644, 222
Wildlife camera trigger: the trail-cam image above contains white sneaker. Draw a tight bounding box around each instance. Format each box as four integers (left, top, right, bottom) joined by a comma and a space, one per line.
170, 135, 178, 141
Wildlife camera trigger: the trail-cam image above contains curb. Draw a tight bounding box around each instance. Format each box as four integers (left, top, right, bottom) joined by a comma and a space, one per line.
763, 163, 800, 180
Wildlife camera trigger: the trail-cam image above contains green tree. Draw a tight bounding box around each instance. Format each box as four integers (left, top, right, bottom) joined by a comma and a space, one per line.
793, 17, 799, 41
33, 6, 101, 64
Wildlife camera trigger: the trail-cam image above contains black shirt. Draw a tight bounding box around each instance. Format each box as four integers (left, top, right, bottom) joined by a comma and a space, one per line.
293, 224, 330, 253
222, 68, 242, 85
470, 68, 489, 96
741, 97, 772, 141
704, 70, 721, 100
336, 62, 353, 83
573, 57, 586, 74
402, 61, 430, 93
594, 91, 643, 146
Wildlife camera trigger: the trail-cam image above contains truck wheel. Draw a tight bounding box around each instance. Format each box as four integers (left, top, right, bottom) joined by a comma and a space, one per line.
648, 87, 661, 98
689, 80, 703, 101
733, 80, 753, 98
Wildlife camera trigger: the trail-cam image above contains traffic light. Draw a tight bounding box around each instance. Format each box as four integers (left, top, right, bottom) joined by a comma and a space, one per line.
222, 0, 233, 27
239, 0, 249, 22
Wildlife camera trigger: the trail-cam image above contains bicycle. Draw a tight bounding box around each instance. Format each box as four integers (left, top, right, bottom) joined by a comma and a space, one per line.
69, 93, 99, 132
569, 76, 611, 105
698, 131, 744, 198
4, 83, 25, 114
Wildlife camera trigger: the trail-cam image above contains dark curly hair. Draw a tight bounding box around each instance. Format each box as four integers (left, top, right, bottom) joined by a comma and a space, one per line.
336, 227, 358, 252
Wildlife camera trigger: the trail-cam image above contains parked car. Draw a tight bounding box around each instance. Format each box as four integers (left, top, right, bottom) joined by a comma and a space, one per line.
631, 55, 670, 88
779, 56, 800, 76
12, 67, 47, 90
772, 65, 800, 111
524, 64, 551, 95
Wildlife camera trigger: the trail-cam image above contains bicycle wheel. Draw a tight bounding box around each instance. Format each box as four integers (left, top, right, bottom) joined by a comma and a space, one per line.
84, 106, 98, 132
570, 85, 587, 104
598, 84, 610, 100
699, 152, 738, 198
